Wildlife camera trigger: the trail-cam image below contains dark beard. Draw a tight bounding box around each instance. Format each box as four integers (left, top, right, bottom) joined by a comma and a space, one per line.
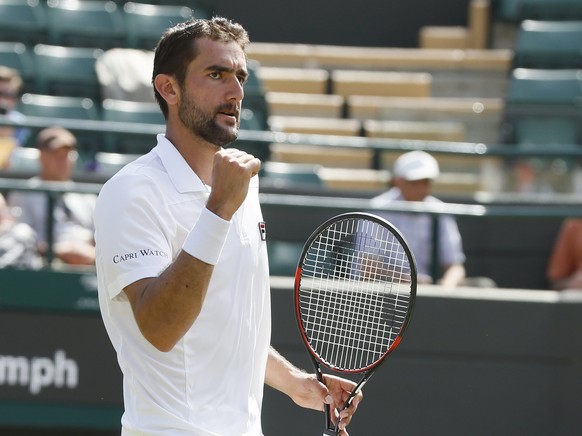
178, 95, 239, 147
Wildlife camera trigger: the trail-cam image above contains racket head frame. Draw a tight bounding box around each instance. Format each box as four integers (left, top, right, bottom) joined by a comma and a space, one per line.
293, 212, 417, 433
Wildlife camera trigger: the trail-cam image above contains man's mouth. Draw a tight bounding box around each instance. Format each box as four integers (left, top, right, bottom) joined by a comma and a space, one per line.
217, 107, 239, 124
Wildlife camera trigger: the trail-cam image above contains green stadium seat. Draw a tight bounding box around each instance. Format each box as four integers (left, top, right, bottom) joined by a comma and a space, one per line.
101, 98, 164, 124
0, 0, 48, 45
494, 0, 582, 22
123, 2, 202, 50
18, 93, 101, 155
101, 98, 164, 153
94, 151, 140, 179
19, 93, 99, 120
506, 68, 582, 105
260, 162, 323, 187
0, 42, 35, 91
502, 69, 582, 145
519, 0, 582, 21
514, 20, 582, 69
33, 44, 103, 100
46, 0, 125, 49
8, 146, 40, 173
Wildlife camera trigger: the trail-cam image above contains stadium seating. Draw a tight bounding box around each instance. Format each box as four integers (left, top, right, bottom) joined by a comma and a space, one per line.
17, 93, 101, 156
269, 144, 374, 169
0, 42, 35, 91
8, 146, 40, 173
19, 93, 99, 120
268, 116, 361, 136
123, 2, 199, 50
101, 98, 163, 124
45, 0, 125, 49
502, 68, 582, 145
363, 119, 467, 142
331, 70, 432, 98
260, 161, 323, 187
419, 0, 491, 49
256, 67, 330, 94
347, 96, 504, 143
93, 151, 140, 178
493, 0, 582, 22
100, 97, 163, 153
266, 92, 344, 118
513, 20, 582, 69
246, 43, 513, 72
0, 0, 47, 45
33, 44, 103, 101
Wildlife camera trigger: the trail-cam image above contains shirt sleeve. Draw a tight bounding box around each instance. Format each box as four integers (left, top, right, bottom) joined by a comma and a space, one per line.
438, 215, 466, 267
94, 173, 174, 300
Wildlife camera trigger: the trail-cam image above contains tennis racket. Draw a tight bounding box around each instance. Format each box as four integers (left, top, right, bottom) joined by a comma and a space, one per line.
294, 212, 417, 435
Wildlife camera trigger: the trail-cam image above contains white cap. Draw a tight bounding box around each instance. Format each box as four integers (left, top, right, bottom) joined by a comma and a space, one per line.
393, 150, 440, 181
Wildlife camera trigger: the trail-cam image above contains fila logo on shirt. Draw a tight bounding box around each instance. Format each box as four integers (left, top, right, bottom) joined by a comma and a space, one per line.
258, 222, 267, 241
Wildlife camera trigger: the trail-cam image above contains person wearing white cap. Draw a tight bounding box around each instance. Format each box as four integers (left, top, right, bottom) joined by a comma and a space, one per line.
370, 150, 467, 287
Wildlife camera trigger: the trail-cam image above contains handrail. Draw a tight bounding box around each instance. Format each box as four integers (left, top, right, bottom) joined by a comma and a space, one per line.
2, 114, 582, 160
1, 179, 579, 280
1, 178, 580, 217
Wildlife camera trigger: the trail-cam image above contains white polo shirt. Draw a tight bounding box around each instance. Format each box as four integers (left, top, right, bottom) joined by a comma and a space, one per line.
95, 135, 271, 436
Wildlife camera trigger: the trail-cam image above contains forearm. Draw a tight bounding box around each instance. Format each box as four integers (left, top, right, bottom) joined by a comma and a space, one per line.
265, 346, 304, 398
126, 249, 214, 351
126, 207, 230, 351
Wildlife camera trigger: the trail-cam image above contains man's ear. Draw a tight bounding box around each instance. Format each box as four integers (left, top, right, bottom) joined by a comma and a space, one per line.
154, 74, 179, 105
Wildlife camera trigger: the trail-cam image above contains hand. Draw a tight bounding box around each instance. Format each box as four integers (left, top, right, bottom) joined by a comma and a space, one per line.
566, 270, 582, 290
291, 372, 363, 435
206, 148, 261, 220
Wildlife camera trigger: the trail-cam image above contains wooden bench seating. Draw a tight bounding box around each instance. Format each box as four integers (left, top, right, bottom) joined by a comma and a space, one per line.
363, 119, 467, 142
269, 143, 374, 169
331, 70, 432, 97
265, 92, 344, 118
318, 167, 390, 190
347, 96, 504, 120
268, 115, 362, 136
347, 95, 504, 142
247, 42, 513, 72
255, 66, 329, 94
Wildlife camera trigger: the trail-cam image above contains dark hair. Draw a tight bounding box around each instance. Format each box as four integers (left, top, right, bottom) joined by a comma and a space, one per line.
152, 16, 250, 118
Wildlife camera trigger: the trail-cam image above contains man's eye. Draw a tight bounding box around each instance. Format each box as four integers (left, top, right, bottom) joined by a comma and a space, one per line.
209, 72, 221, 79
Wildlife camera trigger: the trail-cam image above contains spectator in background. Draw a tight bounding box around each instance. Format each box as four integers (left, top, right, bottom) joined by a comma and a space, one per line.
8, 127, 96, 266
0, 66, 29, 168
546, 218, 582, 290
0, 192, 42, 269
370, 150, 467, 287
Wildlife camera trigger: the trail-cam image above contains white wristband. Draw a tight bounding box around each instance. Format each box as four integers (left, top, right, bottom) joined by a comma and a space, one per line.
182, 208, 231, 265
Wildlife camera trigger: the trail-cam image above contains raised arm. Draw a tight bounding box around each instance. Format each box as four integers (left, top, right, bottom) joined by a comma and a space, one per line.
123, 149, 260, 351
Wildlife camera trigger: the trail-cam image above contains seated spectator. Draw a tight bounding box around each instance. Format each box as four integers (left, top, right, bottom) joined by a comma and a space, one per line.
0, 66, 29, 168
0, 193, 42, 269
370, 150, 467, 287
546, 218, 582, 290
8, 127, 96, 266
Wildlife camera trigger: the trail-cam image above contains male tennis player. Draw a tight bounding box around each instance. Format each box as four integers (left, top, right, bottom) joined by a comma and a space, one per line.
94, 17, 362, 435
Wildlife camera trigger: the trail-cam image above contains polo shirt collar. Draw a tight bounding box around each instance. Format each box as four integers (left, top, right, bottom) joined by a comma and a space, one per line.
154, 134, 207, 193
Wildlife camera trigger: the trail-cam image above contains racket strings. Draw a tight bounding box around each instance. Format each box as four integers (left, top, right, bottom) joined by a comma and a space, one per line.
299, 218, 412, 371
